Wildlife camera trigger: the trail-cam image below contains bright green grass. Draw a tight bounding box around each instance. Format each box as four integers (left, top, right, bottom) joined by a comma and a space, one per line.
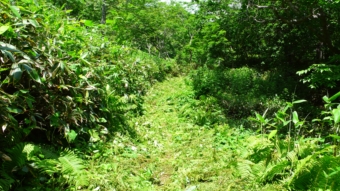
85, 77, 285, 191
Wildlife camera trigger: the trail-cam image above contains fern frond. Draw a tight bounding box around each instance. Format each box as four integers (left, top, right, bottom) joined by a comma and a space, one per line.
286, 150, 298, 165
311, 155, 340, 190
39, 145, 59, 159
35, 159, 59, 176
5, 143, 26, 168
58, 150, 89, 187
286, 154, 316, 186
260, 160, 289, 182
251, 160, 266, 181
0, 171, 14, 191
59, 150, 85, 175
296, 137, 322, 158
23, 143, 40, 161
237, 159, 255, 180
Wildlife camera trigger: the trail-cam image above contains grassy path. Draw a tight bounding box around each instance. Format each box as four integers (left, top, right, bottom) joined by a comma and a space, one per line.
88, 77, 282, 191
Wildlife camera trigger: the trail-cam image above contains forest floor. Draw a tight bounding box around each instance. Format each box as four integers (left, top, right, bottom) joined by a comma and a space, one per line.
87, 76, 285, 191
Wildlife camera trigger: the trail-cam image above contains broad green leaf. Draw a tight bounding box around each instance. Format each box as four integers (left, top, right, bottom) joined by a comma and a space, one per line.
21, 63, 41, 83
80, 51, 88, 59
83, 20, 93, 27
10, 63, 23, 82
97, 118, 107, 123
0, 41, 23, 52
286, 102, 293, 108
7, 107, 23, 114
329, 134, 340, 140
67, 130, 78, 143
275, 113, 286, 123
292, 111, 299, 124
312, 119, 321, 122
0, 68, 9, 72
0, 26, 10, 35
282, 105, 289, 113
1, 76, 10, 84
19, 90, 29, 94
10, 6, 21, 18
106, 20, 115, 24
283, 120, 291, 126
255, 112, 265, 123
27, 69, 41, 83
323, 95, 330, 103
89, 129, 100, 142
268, 130, 277, 140
329, 91, 340, 102
28, 19, 39, 27
323, 116, 333, 121
2, 50, 15, 62
26, 98, 33, 109
331, 108, 340, 124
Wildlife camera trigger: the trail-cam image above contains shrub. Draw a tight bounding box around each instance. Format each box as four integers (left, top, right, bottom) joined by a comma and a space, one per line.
191, 66, 288, 119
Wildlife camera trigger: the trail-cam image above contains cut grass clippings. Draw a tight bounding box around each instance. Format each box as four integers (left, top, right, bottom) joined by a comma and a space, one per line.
85, 76, 285, 191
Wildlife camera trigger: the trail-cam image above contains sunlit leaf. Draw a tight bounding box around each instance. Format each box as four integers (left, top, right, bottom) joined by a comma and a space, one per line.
97, 118, 107, 123
0, 26, 10, 35
331, 108, 340, 124
2, 50, 15, 62
83, 20, 93, 27
0, 68, 9, 72
21, 63, 41, 83
10, 6, 21, 18
0, 41, 23, 52
292, 111, 299, 124
292, 100, 307, 104
67, 130, 78, 143
28, 19, 39, 27
329, 91, 340, 102
2, 124, 7, 133
268, 130, 277, 140
10, 63, 23, 82
323, 96, 330, 103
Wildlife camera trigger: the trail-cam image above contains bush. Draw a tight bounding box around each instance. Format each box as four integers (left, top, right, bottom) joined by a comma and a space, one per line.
190, 66, 290, 119
0, 0, 177, 189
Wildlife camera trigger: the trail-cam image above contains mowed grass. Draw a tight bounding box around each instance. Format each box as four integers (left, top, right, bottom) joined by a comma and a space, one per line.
86, 77, 285, 191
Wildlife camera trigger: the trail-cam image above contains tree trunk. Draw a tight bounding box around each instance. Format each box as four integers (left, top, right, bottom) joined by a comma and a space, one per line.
101, 0, 106, 24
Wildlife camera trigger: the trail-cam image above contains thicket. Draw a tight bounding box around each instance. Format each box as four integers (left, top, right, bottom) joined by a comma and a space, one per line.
1, 0, 340, 190
0, 0, 180, 190
181, 0, 340, 189
182, 0, 340, 121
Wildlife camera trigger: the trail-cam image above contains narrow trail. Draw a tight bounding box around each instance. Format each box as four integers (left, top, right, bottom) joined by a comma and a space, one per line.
132, 77, 233, 190
92, 77, 282, 191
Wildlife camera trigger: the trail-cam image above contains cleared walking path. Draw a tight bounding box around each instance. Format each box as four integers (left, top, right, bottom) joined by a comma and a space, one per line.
89, 77, 283, 191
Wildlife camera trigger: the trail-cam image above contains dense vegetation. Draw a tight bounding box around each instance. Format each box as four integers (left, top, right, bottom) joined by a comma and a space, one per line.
1, 0, 340, 190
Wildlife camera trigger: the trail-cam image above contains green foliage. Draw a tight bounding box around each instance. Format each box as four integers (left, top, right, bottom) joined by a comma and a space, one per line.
186, 0, 340, 106
0, 143, 88, 190
108, 1, 194, 58
36, 149, 89, 188
237, 91, 340, 190
191, 66, 289, 119
2, 0, 340, 190
0, 0, 179, 189
236, 134, 340, 190
297, 62, 340, 89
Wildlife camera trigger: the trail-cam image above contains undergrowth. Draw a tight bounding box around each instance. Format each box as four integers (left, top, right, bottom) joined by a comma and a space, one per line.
84, 76, 340, 191
84, 77, 286, 191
